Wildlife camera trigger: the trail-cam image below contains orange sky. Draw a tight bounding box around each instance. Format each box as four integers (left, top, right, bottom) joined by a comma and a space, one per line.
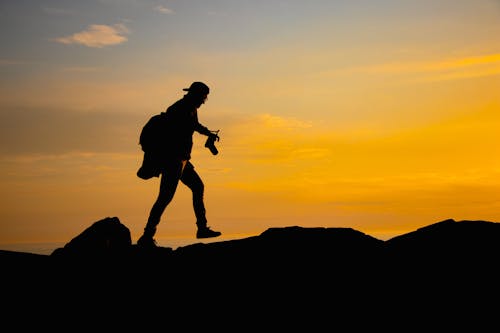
1, 1, 499, 252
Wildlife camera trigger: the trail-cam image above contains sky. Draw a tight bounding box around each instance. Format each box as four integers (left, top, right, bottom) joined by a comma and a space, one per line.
1, 0, 500, 253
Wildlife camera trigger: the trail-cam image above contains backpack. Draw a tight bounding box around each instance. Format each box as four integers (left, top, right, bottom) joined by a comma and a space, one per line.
137, 112, 170, 179
138, 112, 169, 152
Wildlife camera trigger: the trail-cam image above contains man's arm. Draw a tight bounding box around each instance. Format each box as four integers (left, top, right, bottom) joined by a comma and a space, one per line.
194, 123, 212, 136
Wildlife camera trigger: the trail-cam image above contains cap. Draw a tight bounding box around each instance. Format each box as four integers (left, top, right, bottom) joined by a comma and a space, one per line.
183, 81, 209, 95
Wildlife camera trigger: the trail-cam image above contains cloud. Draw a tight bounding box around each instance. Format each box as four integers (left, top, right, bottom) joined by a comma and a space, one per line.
344, 53, 500, 81
0, 107, 142, 155
42, 7, 74, 15
258, 113, 313, 130
154, 5, 174, 14
52, 24, 129, 48
60, 66, 102, 72
356, 53, 500, 73
0, 59, 26, 66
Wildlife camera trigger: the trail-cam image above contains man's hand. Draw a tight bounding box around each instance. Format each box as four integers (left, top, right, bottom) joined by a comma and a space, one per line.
208, 130, 220, 142
205, 130, 220, 155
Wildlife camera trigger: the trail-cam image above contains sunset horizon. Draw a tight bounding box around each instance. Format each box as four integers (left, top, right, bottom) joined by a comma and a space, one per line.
1, 0, 499, 254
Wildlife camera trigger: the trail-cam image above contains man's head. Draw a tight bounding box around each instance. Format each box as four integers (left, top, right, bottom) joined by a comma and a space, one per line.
183, 81, 209, 107
183, 81, 209, 95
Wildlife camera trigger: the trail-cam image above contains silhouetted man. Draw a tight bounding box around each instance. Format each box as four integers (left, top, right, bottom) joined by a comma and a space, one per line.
137, 81, 221, 247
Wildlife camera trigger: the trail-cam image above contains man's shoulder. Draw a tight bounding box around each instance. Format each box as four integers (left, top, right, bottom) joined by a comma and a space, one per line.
167, 97, 188, 111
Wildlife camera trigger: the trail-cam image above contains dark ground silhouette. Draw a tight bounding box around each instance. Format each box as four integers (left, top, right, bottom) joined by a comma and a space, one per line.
2, 217, 499, 329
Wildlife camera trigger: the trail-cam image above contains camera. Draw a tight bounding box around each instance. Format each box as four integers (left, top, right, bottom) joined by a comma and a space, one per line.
205, 130, 220, 155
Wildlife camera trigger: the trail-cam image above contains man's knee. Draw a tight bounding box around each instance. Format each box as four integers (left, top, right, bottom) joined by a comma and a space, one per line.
191, 178, 205, 194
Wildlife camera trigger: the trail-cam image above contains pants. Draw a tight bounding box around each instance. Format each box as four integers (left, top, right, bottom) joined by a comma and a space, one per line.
143, 160, 207, 237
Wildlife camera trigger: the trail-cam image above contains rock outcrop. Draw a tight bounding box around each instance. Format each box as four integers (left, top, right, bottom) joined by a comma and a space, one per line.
2, 217, 499, 329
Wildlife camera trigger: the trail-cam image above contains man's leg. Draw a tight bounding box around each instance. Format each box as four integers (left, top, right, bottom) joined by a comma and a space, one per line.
181, 162, 221, 239
138, 160, 185, 246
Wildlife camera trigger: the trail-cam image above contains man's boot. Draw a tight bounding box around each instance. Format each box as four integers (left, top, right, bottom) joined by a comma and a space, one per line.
137, 226, 157, 248
196, 220, 221, 239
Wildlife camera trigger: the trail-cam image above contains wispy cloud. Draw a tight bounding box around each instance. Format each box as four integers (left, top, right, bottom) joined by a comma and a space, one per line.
0, 59, 26, 66
60, 66, 102, 72
154, 5, 174, 14
42, 7, 75, 15
0, 107, 141, 155
207, 10, 228, 17
52, 24, 129, 48
258, 113, 313, 130
357, 54, 500, 73
347, 53, 500, 81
